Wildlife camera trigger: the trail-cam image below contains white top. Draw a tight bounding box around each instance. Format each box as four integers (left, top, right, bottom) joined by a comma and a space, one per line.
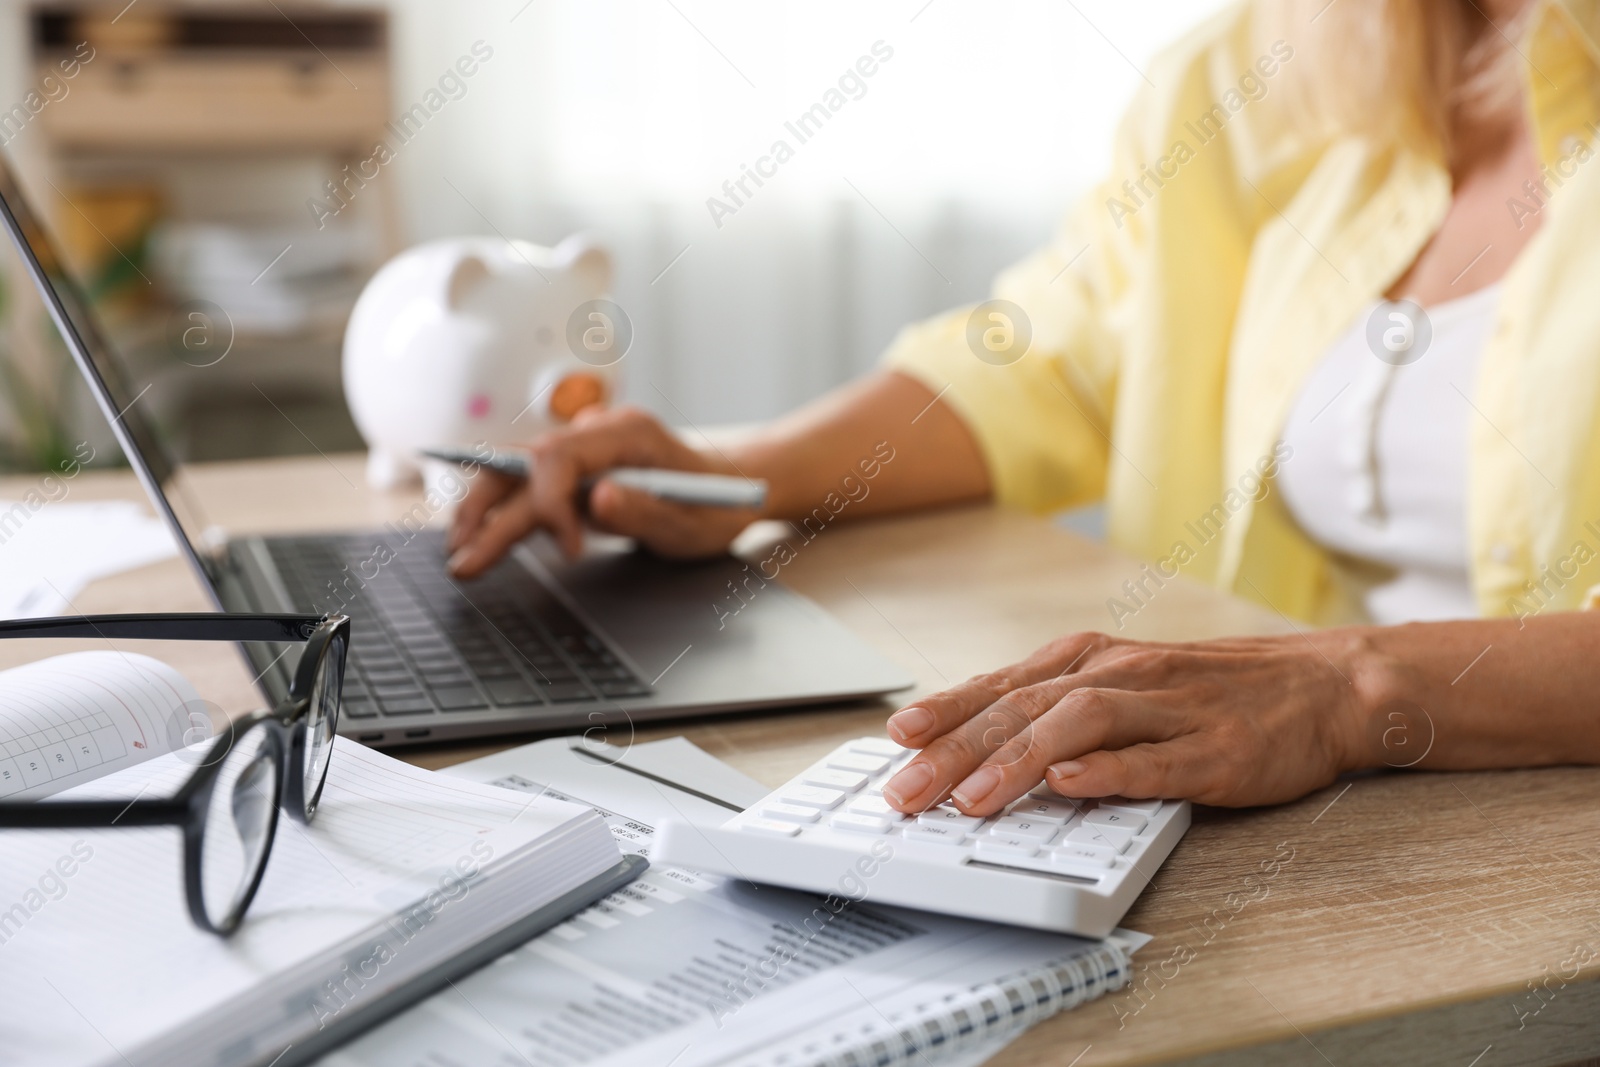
1276, 283, 1502, 624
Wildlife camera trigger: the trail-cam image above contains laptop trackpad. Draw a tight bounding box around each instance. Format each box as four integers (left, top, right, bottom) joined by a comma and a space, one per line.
512, 534, 912, 707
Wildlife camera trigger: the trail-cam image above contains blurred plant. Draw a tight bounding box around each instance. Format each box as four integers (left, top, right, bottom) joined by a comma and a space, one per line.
0, 267, 82, 474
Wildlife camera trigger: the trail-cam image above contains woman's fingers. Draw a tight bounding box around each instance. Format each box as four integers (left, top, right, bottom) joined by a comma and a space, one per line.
886, 692, 1234, 816
894, 686, 1173, 816
885, 633, 1110, 747
447, 469, 517, 554
526, 451, 586, 560
885, 627, 1369, 812
953, 688, 1172, 814
884, 677, 1095, 811
1044, 734, 1224, 803
447, 405, 740, 575
447, 488, 545, 578
889, 675, 1152, 819
587, 480, 759, 558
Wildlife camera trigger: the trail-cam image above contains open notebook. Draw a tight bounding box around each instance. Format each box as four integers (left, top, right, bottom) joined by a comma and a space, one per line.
0, 652, 635, 1067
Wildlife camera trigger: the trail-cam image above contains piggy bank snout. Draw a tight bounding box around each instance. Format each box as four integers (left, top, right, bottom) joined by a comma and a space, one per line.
549, 372, 610, 422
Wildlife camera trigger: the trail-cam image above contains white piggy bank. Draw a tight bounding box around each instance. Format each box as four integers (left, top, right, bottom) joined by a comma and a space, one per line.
343, 234, 624, 489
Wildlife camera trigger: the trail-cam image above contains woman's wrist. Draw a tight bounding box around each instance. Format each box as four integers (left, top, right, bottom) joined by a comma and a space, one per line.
1334, 624, 1432, 773
692, 435, 781, 520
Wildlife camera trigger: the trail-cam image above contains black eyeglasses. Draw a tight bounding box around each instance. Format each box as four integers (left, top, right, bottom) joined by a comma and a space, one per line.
0, 612, 349, 936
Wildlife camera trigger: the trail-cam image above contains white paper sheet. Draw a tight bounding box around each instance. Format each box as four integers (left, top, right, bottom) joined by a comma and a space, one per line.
0, 499, 178, 618
318, 738, 1141, 1067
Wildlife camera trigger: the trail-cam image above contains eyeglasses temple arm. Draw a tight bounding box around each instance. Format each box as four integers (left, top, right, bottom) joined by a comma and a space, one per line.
0, 614, 331, 643
0, 798, 188, 828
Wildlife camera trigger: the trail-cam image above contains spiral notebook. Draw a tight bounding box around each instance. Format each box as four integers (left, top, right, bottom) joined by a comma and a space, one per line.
320, 737, 1149, 1067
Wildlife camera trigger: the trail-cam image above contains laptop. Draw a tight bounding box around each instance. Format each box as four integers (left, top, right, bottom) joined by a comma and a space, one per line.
0, 154, 913, 747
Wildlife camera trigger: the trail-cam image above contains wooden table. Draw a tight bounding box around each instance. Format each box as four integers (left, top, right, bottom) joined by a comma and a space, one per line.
10, 454, 1600, 1067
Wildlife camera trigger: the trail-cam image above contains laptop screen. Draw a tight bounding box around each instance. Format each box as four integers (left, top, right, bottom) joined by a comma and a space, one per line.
0, 151, 224, 606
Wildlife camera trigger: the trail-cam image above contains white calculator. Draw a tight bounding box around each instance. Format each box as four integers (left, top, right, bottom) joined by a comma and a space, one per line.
654, 737, 1190, 937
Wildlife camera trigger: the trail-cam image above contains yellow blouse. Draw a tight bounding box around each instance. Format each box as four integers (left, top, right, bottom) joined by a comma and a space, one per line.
885, 0, 1600, 624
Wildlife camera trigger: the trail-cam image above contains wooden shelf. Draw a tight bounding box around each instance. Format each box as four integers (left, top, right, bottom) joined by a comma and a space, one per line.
37, 53, 390, 152
31, 4, 390, 153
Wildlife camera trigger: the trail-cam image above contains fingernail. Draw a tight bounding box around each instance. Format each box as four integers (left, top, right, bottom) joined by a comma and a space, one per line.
1047, 760, 1086, 779
883, 761, 934, 807
447, 548, 472, 576
886, 706, 933, 743
951, 765, 1001, 808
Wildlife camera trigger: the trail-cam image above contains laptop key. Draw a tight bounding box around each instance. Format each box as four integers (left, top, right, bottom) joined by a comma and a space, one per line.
372, 687, 425, 705
397, 630, 448, 648
543, 682, 596, 703
474, 664, 523, 683
376, 697, 433, 715
485, 679, 537, 705
430, 686, 489, 711
341, 698, 377, 719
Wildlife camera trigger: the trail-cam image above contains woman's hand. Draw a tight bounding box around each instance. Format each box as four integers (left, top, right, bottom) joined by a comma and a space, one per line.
446, 405, 760, 576
881, 631, 1386, 813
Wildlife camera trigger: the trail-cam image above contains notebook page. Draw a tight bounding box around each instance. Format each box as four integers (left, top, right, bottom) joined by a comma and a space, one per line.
0, 738, 599, 1067
319, 738, 1133, 1067
0, 651, 201, 799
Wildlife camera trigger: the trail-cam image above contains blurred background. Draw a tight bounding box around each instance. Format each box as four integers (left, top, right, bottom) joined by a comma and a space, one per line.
0, 0, 1227, 475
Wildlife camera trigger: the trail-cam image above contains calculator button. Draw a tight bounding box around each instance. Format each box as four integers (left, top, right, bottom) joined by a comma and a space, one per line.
1097, 796, 1163, 817
780, 786, 846, 810
1007, 798, 1080, 824
802, 769, 867, 792
916, 806, 985, 832
903, 824, 968, 846
847, 796, 906, 821
1028, 789, 1092, 811
831, 813, 892, 834
762, 803, 820, 824
741, 818, 801, 837
975, 836, 1040, 859
847, 738, 908, 758
1082, 809, 1147, 833
1052, 843, 1117, 870
827, 753, 891, 775
1066, 824, 1133, 853
991, 817, 1058, 841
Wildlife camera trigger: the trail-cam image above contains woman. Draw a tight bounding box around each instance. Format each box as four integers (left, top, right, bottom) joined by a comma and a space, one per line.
449, 0, 1600, 816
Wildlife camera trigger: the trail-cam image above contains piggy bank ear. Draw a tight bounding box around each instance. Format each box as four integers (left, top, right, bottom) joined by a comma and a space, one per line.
554, 235, 611, 292
446, 255, 492, 310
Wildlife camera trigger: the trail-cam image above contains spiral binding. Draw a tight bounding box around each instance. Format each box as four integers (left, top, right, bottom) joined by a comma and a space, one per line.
742, 939, 1133, 1067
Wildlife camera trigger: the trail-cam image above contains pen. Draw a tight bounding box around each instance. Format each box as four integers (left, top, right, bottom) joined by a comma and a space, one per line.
421, 446, 768, 510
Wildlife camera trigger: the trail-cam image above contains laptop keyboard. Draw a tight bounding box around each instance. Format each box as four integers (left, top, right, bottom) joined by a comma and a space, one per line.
265, 533, 651, 723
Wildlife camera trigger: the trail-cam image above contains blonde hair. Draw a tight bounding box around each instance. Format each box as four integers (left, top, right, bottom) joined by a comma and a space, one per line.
1266, 0, 1531, 164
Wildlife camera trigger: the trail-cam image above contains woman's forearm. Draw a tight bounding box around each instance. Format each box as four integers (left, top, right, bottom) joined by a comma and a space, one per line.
706, 370, 992, 522
1350, 612, 1600, 771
